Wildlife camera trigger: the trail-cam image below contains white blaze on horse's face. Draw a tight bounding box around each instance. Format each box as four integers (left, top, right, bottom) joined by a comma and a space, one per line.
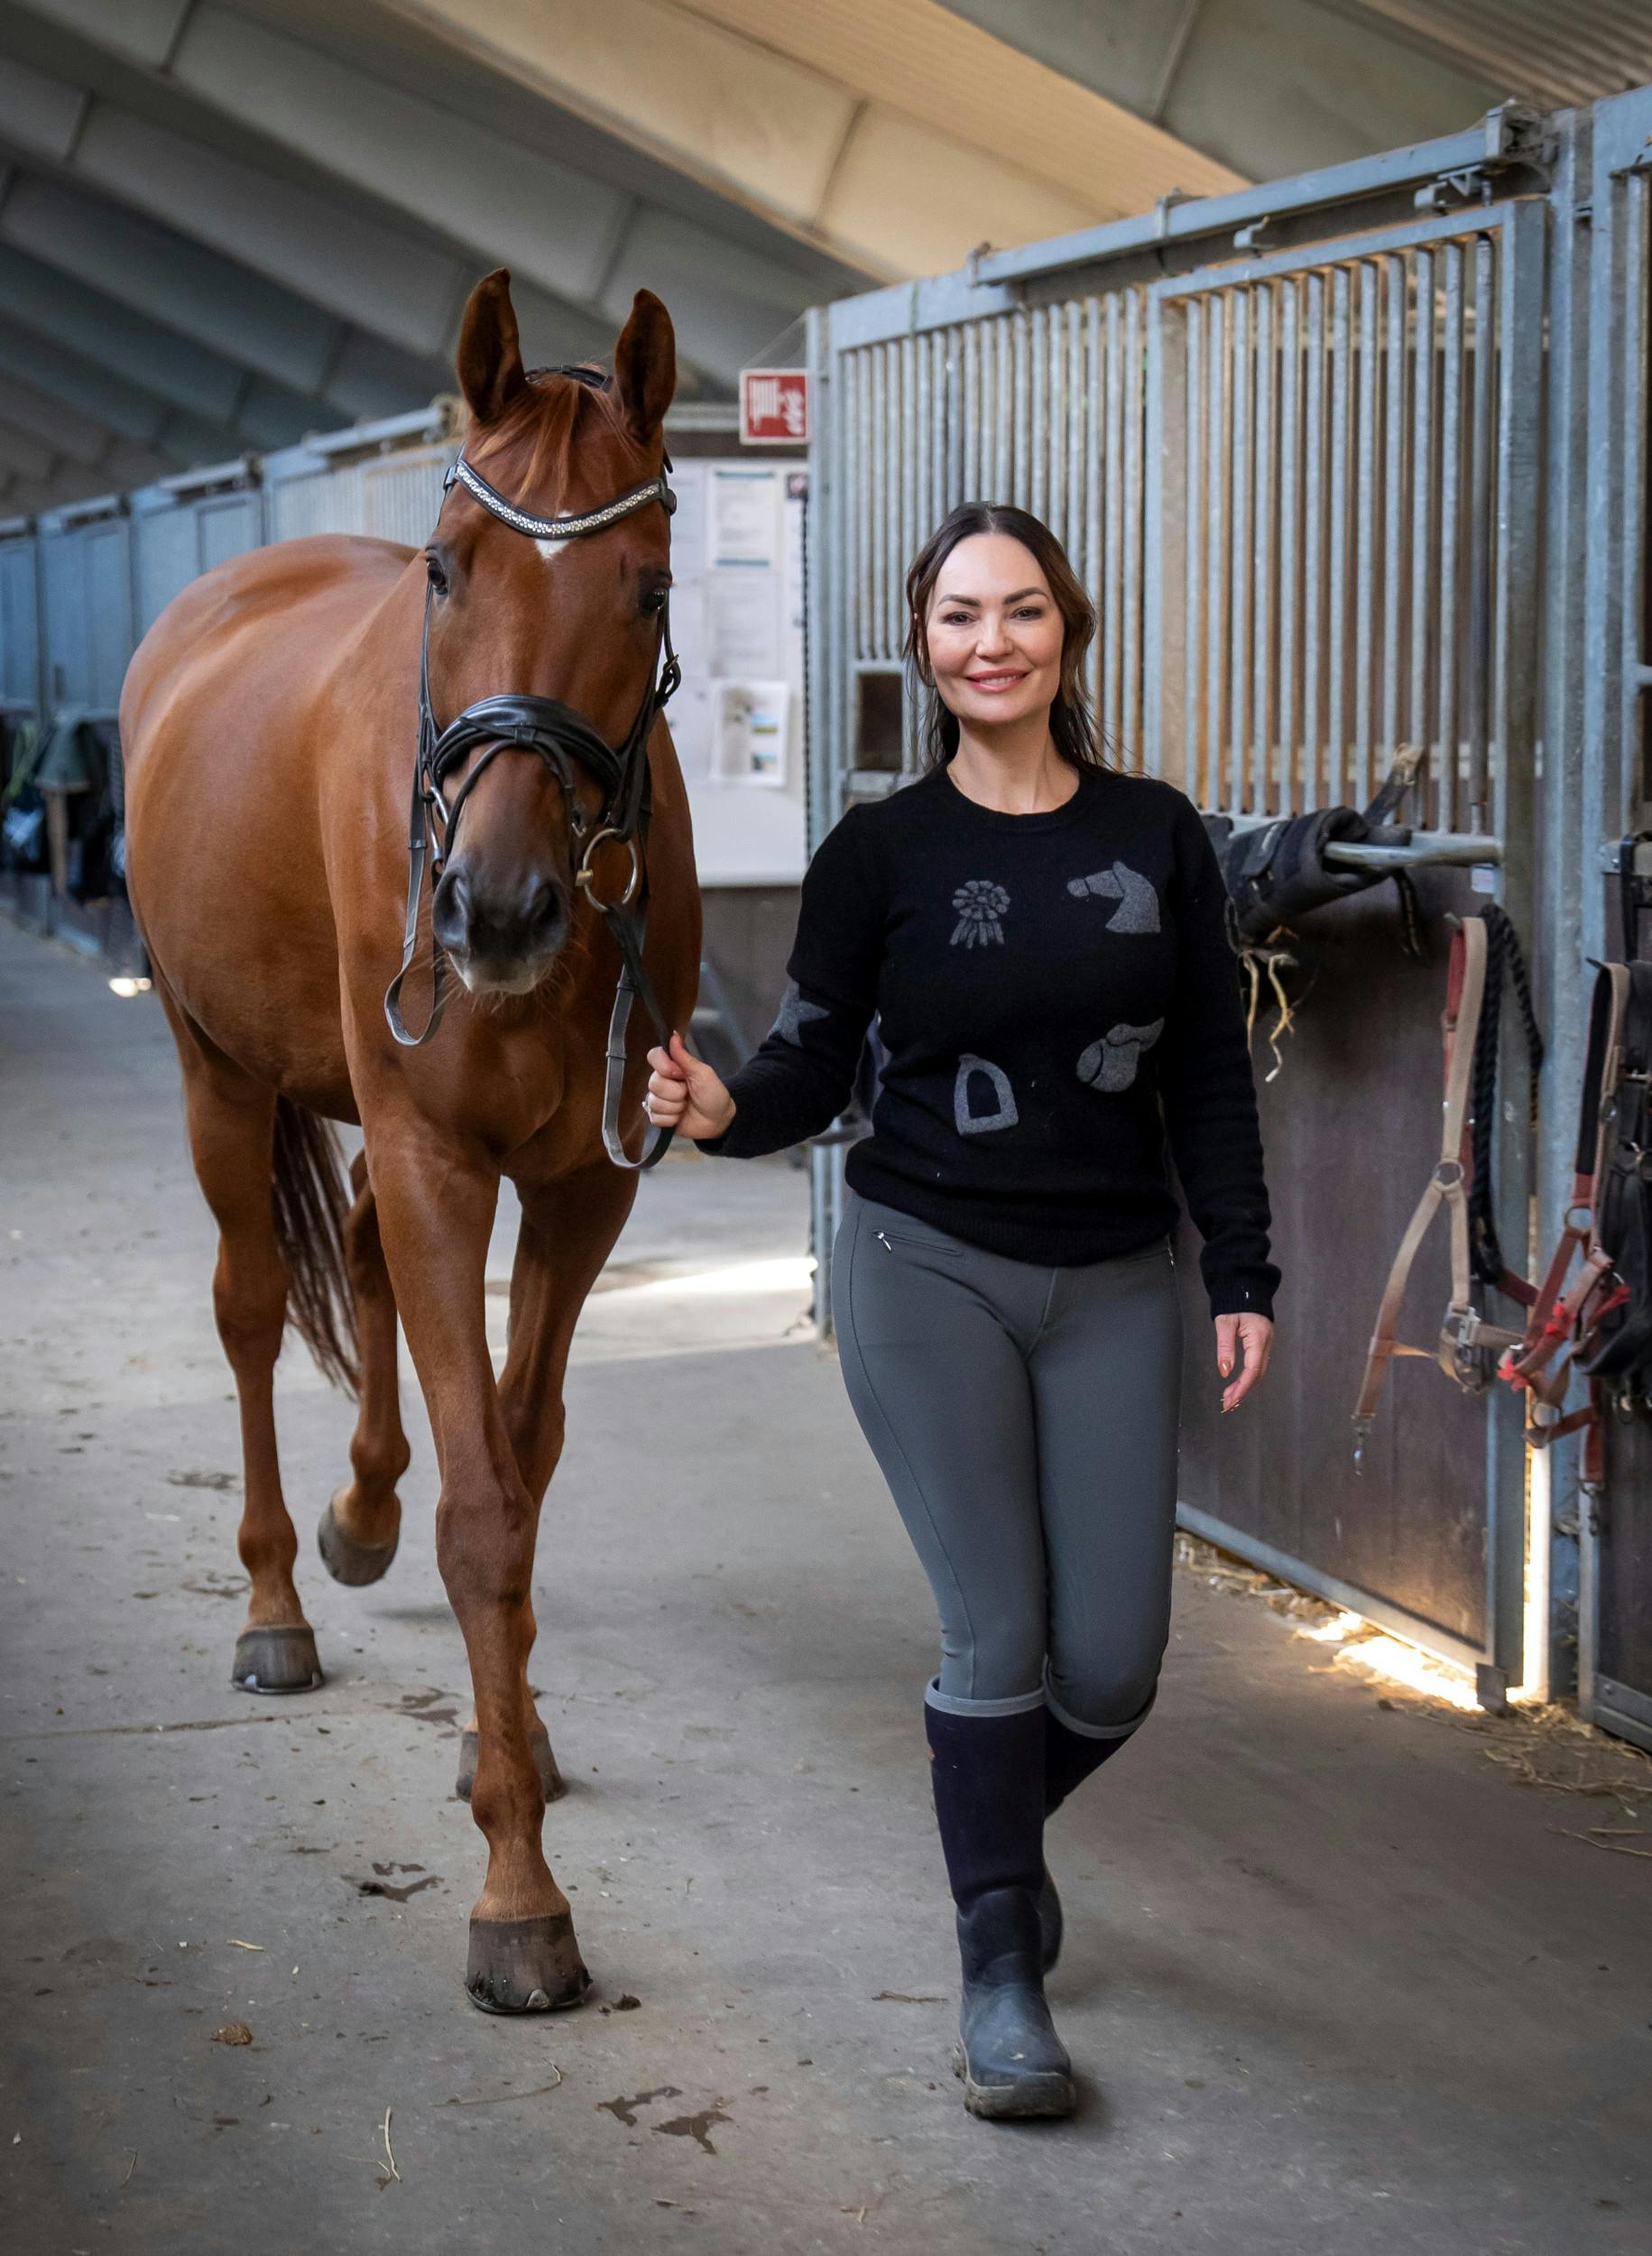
533, 539, 570, 568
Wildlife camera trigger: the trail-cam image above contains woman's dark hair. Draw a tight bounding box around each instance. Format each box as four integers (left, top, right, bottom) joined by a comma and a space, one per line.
902, 502, 1101, 772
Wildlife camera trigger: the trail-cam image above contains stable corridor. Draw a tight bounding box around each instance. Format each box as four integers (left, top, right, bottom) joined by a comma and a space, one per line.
3, 917, 1649, 2256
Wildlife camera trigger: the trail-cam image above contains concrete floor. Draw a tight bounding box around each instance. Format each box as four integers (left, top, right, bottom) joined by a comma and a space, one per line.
4, 913, 1652, 2256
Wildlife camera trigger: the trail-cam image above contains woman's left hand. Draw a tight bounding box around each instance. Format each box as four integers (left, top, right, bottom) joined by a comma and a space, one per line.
1214, 1313, 1274, 1413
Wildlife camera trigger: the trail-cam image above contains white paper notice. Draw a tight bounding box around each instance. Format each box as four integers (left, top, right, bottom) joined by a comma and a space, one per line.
710, 467, 780, 567
708, 568, 780, 678
711, 680, 791, 784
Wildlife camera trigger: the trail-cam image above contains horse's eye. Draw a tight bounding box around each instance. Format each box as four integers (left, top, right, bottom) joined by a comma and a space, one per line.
640, 580, 669, 617
426, 550, 449, 596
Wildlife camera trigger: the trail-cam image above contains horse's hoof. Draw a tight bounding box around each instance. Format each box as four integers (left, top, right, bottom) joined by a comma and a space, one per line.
231, 1625, 324, 1694
466, 1913, 589, 2014
455, 1722, 565, 1805
317, 1496, 400, 1587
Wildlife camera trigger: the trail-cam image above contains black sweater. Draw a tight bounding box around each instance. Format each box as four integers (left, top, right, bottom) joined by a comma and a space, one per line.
697, 763, 1278, 1321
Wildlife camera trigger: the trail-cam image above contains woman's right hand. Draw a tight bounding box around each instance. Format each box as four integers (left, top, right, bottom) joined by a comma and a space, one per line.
645, 1031, 737, 1142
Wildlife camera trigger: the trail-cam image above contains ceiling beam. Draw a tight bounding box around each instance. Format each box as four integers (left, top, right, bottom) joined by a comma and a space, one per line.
0, 161, 443, 429
931, 2, 1505, 185
5, 165, 337, 395
0, 319, 181, 448
0, 416, 52, 480
367, 0, 1243, 276
11, 1, 843, 384
0, 269, 262, 462
163, 5, 839, 374
0, 236, 266, 429
0, 365, 109, 462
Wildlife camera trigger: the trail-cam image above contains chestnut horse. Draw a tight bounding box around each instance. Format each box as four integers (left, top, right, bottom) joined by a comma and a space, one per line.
121, 273, 699, 2013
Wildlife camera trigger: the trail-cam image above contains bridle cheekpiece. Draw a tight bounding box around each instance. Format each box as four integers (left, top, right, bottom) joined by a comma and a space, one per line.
383, 368, 681, 1171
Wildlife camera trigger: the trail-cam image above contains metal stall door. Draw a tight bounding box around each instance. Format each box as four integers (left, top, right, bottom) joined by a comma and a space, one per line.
134, 502, 198, 637
1144, 201, 1546, 1691
808, 286, 1155, 1293
41, 523, 86, 707
0, 530, 40, 721
1580, 86, 1652, 1752
362, 448, 454, 545
83, 517, 134, 714
197, 491, 261, 575
809, 148, 1557, 1695
263, 442, 453, 548
263, 456, 367, 542
135, 488, 263, 635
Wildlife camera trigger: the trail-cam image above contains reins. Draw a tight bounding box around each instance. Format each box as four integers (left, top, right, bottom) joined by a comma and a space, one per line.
383, 374, 681, 1172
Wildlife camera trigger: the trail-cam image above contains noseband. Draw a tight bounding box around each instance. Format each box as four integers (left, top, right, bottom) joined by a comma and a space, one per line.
383, 373, 681, 1171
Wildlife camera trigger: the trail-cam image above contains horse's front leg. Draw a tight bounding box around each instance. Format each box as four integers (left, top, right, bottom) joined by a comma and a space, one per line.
452, 1160, 640, 1805
365, 1108, 586, 2014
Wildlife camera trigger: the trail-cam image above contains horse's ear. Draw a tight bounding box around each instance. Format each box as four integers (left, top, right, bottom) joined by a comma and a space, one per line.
613, 290, 676, 446
456, 269, 529, 427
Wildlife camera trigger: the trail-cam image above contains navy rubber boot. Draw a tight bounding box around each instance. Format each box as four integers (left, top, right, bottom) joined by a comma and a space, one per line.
925, 1695, 1075, 2120
1037, 1695, 1153, 1972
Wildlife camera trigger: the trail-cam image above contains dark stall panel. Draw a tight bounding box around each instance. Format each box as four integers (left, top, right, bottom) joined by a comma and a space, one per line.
41, 522, 86, 707
0, 529, 39, 719
1596, 1414, 1652, 1752
83, 519, 134, 714
1175, 872, 1518, 1667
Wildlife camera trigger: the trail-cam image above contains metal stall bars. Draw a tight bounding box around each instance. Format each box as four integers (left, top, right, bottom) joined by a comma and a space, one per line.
0, 517, 41, 927
807, 107, 1557, 1705
1574, 86, 1652, 1754
132, 460, 263, 636
0, 516, 39, 726
26, 491, 136, 955
39, 491, 134, 717
1143, 199, 1546, 1709
261, 404, 458, 546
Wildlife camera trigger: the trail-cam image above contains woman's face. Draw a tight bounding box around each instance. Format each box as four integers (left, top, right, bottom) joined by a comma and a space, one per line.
921, 532, 1065, 735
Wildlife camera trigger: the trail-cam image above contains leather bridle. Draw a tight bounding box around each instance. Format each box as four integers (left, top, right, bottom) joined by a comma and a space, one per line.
383, 370, 681, 1171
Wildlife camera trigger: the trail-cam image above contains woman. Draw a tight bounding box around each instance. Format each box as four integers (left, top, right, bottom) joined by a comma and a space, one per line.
646, 502, 1278, 2122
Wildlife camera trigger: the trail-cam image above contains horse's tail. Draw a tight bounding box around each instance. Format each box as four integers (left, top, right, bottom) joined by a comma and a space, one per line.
271, 1097, 360, 1399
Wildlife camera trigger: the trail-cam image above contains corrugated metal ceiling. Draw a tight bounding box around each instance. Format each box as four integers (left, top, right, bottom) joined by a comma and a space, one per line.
1339, 1, 1652, 112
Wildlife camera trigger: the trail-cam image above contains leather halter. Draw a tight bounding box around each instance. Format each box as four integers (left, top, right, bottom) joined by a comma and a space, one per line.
383, 371, 681, 1171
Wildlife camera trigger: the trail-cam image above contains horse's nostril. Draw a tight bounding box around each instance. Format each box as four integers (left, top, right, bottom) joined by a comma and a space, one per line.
434, 864, 565, 968
525, 880, 566, 940
431, 870, 471, 951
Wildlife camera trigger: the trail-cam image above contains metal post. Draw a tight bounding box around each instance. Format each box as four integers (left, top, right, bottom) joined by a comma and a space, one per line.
1278, 276, 1301, 814
1438, 240, 1465, 833
1527, 107, 1592, 1704
1251, 281, 1276, 813
1485, 194, 1548, 1698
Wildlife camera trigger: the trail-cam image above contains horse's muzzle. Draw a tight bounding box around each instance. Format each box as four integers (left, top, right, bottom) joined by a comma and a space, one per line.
432, 861, 569, 993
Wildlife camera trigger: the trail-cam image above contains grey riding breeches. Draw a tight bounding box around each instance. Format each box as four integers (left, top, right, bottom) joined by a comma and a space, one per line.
832, 1189, 1184, 1738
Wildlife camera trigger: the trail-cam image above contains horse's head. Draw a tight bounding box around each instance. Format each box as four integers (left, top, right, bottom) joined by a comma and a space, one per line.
424, 269, 677, 997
